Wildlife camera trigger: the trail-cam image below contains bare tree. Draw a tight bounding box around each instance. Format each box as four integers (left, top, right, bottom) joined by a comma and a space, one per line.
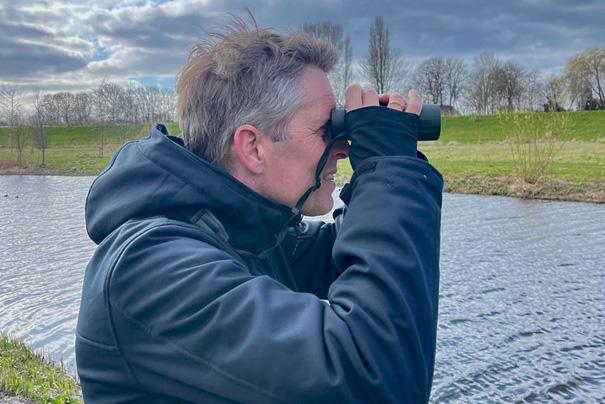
414, 56, 469, 110
0, 86, 28, 166
135, 86, 163, 122
40, 93, 60, 124
563, 48, 605, 109
495, 60, 526, 112
93, 82, 119, 156
92, 119, 108, 157
31, 91, 49, 167
361, 16, 406, 93
95, 81, 125, 123
413, 56, 447, 105
158, 88, 176, 122
544, 75, 566, 112
301, 21, 353, 106
330, 34, 353, 106
341, 35, 353, 99
468, 53, 501, 114
13, 117, 29, 167
444, 57, 468, 109
52, 92, 75, 125
520, 70, 544, 112
133, 87, 148, 122
123, 84, 142, 123
0, 86, 21, 127
73, 92, 94, 124
561, 65, 586, 110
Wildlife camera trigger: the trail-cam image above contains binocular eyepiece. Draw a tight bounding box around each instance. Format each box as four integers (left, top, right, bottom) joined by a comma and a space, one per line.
329, 104, 442, 141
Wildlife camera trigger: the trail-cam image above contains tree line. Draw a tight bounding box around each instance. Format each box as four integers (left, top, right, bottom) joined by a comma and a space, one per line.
1, 17, 603, 130
0, 83, 175, 128
0, 82, 177, 166
304, 17, 604, 115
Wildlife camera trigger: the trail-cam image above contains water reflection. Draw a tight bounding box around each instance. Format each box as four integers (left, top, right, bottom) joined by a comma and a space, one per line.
1, 176, 604, 402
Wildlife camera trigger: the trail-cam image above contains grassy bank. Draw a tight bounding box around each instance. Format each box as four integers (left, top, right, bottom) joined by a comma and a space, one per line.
1, 111, 604, 202
438, 110, 605, 143
0, 122, 180, 176
0, 335, 81, 403
335, 140, 605, 203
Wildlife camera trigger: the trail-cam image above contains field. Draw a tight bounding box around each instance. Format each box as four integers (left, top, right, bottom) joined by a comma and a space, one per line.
1, 111, 604, 202
0, 122, 180, 175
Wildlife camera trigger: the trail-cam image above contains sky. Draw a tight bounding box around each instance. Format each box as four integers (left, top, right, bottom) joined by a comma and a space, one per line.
1, 0, 604, 93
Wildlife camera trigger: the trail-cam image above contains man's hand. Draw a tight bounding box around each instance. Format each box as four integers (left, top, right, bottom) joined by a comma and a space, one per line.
345, 85, 422, 115
344, 84, 422, 169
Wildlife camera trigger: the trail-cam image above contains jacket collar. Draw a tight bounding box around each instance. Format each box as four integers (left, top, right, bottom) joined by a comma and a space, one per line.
86, 126, 300, 255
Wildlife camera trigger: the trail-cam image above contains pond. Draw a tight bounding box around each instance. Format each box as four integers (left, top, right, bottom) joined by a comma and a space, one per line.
1, 175, 603, 402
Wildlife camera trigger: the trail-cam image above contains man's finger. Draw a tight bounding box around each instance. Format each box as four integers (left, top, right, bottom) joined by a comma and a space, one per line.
387, 93, 406, 111
406, 89, 422, 115
361, 86, 379, 107
345, 84, 363, 112
378, 93, 390, 106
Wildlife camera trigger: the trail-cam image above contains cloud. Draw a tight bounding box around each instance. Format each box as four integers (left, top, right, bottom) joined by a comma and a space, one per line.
0, 23, 89, 78
1, 0, 604, 93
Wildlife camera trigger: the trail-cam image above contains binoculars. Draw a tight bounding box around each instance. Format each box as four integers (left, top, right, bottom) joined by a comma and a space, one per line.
329, 104, 442, 141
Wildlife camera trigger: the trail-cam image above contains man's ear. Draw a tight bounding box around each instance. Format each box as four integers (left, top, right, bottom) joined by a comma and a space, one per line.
231, 124, 269, 175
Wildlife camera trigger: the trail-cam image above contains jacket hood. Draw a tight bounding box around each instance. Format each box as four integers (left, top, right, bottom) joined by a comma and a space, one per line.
85, 124, 298, 255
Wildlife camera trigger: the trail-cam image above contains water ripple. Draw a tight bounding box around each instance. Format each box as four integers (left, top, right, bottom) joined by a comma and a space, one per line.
1, 177, 604, 402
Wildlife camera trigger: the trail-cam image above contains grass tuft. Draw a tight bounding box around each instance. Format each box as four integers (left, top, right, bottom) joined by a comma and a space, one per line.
0, 334, 82, 404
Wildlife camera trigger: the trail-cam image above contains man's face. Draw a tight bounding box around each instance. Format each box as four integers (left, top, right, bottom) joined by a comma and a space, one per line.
262, 66, 349, 216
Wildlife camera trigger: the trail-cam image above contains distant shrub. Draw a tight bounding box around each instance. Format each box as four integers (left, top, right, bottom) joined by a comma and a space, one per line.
499, 112, 572, 184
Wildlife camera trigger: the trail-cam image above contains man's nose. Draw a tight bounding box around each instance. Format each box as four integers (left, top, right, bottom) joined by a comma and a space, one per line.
332, 139, 349, 160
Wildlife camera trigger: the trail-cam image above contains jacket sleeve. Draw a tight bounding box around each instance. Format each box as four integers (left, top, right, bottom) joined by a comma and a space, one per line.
281, 209, 345, 298
282, 150, 432, 300
108, 156, 442, 403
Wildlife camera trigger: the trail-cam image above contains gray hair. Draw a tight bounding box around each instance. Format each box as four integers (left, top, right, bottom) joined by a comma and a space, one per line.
176, 16, 339, 169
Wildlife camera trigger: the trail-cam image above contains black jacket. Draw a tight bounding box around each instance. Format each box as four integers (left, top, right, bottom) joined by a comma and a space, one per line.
76, 123, 443, 403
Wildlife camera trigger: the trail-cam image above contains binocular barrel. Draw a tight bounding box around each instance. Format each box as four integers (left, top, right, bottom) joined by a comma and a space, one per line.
416, 104, 441, 141
330, 104, 441, 141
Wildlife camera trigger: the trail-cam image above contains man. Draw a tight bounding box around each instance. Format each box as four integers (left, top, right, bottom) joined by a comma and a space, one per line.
76, 19, 443, 403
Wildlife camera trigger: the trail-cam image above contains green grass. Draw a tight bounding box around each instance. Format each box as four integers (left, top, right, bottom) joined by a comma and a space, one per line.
0, 122, 181, 175
0, 334, 81, 403
0, 122, 181, 147
425, 142, 605, 184
440, 110, 605, 143
336, 139, 605, 202
336, 142, 605, 184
